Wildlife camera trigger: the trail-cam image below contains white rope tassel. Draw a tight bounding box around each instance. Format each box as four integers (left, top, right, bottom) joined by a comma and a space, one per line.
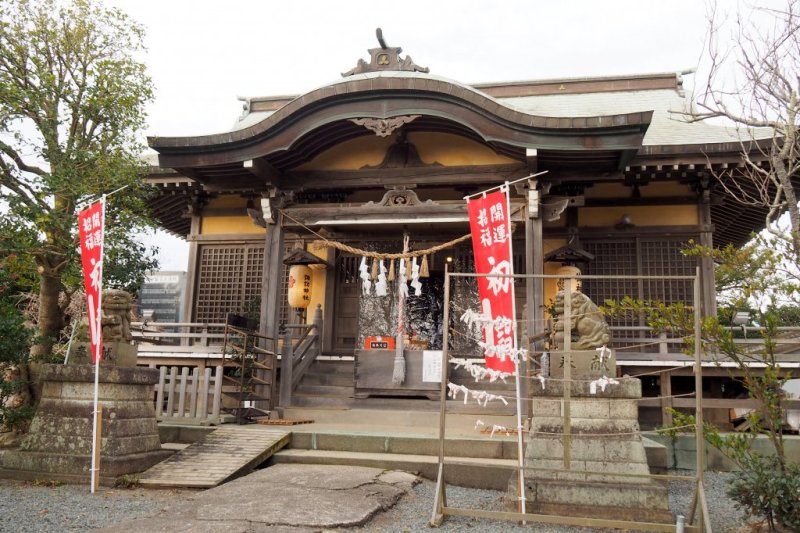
397, 254, 409, 300
447, 381, 508, 407
589, 375, 619, 395
410, 257, 422, 296
359, 256, 372, 295
375, 259, 388, 296
450, 357, 512, 383
490, 424, 511, 438
596, 345, 611, 364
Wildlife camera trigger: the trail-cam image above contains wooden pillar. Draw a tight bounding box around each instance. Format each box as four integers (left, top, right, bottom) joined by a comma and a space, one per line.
259, 210, 285, 340
322, 247, 336, 355
182, 210, 202, 325
698, 190, 716, 318
525, 180, 544, 423
660, 370, 673, 427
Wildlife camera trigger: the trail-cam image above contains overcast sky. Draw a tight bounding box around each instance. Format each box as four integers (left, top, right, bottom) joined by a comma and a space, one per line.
105, 0, 751, 270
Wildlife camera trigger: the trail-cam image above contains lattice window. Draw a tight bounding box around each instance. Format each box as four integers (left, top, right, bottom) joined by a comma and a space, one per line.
640, 240, 695, 303
581, 237, 696, 352
194, 244, 264, 324
582, 240, 640, 347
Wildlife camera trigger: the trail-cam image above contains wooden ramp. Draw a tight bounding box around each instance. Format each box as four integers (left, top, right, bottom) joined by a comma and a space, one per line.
138, 426, 290, 488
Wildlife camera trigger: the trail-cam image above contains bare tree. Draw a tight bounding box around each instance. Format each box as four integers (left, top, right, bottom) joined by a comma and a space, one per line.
693, 0, 800, 256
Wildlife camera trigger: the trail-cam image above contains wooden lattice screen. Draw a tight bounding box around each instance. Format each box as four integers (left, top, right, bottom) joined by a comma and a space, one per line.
581, 237, 697, 351
194, 241, 295, 329
194, 244, 264, 324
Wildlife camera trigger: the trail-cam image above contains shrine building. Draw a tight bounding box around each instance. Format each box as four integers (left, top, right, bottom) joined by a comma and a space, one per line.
144, 38, 791, 427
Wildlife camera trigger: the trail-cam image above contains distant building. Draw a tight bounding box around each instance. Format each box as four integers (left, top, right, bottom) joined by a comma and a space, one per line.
138, 271, 186, 324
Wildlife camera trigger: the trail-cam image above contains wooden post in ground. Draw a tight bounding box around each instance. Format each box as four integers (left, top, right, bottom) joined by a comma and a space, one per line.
93, 404, 103, 492
312, 304, 323, 356
660, 369, 673, 427
279, 328, 295, 409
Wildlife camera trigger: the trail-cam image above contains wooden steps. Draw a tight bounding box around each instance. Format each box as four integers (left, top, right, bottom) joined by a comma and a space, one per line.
138, 426, 290, 488
290, 358, 516, 414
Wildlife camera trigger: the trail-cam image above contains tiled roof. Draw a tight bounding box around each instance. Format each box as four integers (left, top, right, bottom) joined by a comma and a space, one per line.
501, 89, 773, 146
231, 71, 772, 147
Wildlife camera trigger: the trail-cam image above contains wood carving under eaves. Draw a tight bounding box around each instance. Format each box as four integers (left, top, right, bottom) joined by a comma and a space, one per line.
350, 115, 420, 137
182, 193, 207, 218
360, 131, 441, 169
364, 186, 437, 208
342, 29, 429, 76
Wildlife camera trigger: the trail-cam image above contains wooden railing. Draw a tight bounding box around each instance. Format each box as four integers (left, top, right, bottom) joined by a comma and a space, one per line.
279, 305, 323, 408
605, 325, 800, 357
148, 363, 224, 425
132, 322, 226, 348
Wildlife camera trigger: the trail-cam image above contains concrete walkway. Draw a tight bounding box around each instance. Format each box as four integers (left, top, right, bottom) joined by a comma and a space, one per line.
97, 463, 418, 532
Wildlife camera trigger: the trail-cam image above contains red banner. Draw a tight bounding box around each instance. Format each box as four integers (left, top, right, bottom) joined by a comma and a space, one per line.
78, 201, 104, 363
467, 189, 516, 372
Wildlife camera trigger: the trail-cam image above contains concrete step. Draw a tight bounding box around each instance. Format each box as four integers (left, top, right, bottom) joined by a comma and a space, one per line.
290, 394, 357, 408
270, 449, 516, 490
289, 429, 518, 459
281, 406, 517, 431
300, 372, 354, 387
294, 384, 355, 396
292, 381, 355, 398
287, 395, 516, 414
308, 360, 354, 374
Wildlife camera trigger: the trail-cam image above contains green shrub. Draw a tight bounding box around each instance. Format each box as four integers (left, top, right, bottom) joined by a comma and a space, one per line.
727, 455, 800, 531
0, 267, 33, 432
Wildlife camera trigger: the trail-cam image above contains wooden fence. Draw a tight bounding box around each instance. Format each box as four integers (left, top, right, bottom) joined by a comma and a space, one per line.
149, 364, 224, 425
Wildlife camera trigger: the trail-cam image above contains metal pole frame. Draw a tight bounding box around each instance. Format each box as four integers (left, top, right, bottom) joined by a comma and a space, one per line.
430, 271, 710, 532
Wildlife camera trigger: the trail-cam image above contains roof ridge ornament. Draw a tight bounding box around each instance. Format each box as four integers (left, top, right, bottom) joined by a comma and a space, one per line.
342, 28, 430, 77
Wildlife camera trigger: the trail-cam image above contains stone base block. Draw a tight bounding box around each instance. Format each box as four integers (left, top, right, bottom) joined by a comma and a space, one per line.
1, 364, 167, 482
2, 448, 173, 478
521, 360, 671, 523
510, 477, 673, 523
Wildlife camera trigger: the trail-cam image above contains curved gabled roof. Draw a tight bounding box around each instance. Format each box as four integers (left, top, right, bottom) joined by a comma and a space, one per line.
149, 70, 652, 170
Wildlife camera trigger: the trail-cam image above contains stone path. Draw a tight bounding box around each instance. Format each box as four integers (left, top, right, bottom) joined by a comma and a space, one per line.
98, 464, 418, 532
138, 426, 290, 488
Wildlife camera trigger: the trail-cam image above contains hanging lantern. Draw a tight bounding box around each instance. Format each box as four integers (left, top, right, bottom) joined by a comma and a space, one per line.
288, 264, 313, 308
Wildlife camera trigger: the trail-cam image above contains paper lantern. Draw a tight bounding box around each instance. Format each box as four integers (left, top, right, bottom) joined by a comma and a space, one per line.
556, 265, 582, 292
288, 265, 313, 308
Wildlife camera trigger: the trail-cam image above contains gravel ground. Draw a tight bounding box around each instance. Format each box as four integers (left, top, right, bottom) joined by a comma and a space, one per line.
0, 471, 747, 532
0, 481, 193, 532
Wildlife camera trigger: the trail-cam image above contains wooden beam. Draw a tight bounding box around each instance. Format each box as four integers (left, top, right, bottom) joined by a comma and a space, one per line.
526, 148, 538, 172
584, 196, 698, 207
545, 225, 710, 239
286, 164, 525, 190
244, 158, 281, 186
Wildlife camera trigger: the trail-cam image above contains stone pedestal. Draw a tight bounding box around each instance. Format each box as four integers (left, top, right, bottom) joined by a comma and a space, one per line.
548, 349, 616, 378
67, 341, 138, 367
522, 352, 672, 523
2, 364, 171, 483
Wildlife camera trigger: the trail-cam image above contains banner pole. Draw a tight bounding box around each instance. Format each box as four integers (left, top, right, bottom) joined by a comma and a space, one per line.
89, 194, 106, 494
504, 183, 527, 519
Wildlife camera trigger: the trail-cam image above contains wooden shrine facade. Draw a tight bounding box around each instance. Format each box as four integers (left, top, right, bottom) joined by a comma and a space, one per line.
144, 39, 792, 424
